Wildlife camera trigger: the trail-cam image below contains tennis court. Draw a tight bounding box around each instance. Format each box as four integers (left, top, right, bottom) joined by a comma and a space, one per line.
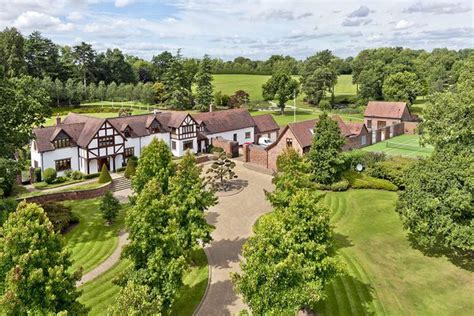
362, 134, 434, 157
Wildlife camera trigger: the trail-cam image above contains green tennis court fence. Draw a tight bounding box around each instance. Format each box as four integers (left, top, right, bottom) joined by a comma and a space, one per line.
386, 141, 433, 152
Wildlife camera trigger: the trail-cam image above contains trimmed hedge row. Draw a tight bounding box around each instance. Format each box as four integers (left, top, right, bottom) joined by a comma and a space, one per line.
343, 171, 398, 191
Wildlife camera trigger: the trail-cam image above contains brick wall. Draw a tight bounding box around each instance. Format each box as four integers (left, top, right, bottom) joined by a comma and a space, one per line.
212, 137, 239, 158
403, 121, 418, 134
267, 128, 303, 171
244, 144, 268, 168
18, 182, 112, 204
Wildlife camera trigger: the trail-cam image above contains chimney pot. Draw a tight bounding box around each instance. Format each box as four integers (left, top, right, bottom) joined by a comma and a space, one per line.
56, 114, 61, 125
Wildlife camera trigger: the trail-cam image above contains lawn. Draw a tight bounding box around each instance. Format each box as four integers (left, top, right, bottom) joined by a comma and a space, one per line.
64, 198, 126, 274
251, 109, 363, 127
212, 74, 357, 108
362, 134, 434, 157
315, 190, 473, 315
79, 248, 209, 315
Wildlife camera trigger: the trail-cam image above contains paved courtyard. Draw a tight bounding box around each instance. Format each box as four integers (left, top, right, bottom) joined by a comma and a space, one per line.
196, 160, 274, 315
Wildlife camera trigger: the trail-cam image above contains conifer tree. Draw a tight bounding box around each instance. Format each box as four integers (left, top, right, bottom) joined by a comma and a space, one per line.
0, 202, 87, 314
194, 54, 213, 111
132, 138, 175, 194
307, 113, 345, 184
100, 190, 120, 224
169, 151, 216, 252
98, 163, 112, 183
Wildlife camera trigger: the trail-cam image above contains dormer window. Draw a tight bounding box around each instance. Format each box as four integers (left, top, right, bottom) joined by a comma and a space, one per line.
150, 127, 160, 134
54, 138, 70, 148
124, 128, 131, 137
148, 119, 161, 134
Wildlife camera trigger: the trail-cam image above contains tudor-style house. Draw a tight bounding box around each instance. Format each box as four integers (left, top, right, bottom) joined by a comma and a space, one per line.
31, 108, 279, 175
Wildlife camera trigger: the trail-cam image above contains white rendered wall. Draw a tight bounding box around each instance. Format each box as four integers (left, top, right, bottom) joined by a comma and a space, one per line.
41, 147, 79, 176
30, 141, 43, 170
171, 138, 197, 157
207, 127, 254, 145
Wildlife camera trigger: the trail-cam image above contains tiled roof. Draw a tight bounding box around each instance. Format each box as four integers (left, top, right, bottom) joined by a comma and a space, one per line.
286, 116, 355, 148
253, 114, 280, 134
364, 101, 408, 119
192, 108, 256, 134
345, 122, 366, 136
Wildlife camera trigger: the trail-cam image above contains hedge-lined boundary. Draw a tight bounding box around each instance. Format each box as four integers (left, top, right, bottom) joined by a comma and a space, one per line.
18, 182, 112, 204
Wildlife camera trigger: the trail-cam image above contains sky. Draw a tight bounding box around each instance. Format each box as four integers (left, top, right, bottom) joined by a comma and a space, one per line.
0, 0, 473, 60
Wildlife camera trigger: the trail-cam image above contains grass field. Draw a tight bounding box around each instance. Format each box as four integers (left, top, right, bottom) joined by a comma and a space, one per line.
362, 134, 434, 157
212, 74, 357, 108
64, 199, 126, 274
79, 249, 208, 315
251, 109, 363, 126
316, 190, 473, 315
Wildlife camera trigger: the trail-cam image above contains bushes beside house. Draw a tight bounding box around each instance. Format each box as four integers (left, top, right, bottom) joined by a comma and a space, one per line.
124, 156, 138, 179
43, 168, 57, 184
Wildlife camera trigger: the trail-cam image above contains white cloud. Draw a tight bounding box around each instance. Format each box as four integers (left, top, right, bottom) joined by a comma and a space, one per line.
67, 11, 83, 21
13, 11, 74, 31
342, 18, 372, 27
395, 20, 415, 30
404, 2, 472, 14
348, 5, 370, 18
115, 0, 135, 8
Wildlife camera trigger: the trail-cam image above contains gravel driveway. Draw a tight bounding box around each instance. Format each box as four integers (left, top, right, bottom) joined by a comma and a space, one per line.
195, 160, 274, 315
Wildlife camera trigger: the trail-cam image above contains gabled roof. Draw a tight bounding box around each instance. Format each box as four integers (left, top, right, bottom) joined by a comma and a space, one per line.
268, 116, 356, 150
364, 101, 409, 119
192, 108, 256, 134
33, 122, 85, 152
253, 114, 280, 134
62, 113, 106, 147
345, 122, 367, 136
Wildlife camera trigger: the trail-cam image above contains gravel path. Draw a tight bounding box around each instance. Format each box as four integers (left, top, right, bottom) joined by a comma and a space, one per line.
195, 161, 274, 315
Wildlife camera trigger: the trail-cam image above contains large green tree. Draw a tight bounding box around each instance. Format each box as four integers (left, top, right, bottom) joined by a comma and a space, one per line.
72, 42, 96, 87
307, 113, 345, 184
24, 31, 60, 79
162, 51, 192, 109
233, 191, 342, 314
262, 70, 299, 114
121, 179, 187, 312
383, 71, 423, 105
301, 50, 338, 107
168, 151, 216, 252
0, 71, 51, 158
132, 138, 175, 194
194, 54, 214, 111
0, 27, 26, 78
0, 202, 87, 314
266, 148, 313, 209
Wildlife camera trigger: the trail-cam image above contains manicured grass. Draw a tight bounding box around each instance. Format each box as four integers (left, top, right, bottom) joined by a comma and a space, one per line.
251, 109, 363, 127
212, 74, 357, 108
33, 179, 83, 190
362, 134, 434, 157
79, 259, 130, 315
64, 198, 126, 274
315, 190, 473, 315
79, 248, 209, 315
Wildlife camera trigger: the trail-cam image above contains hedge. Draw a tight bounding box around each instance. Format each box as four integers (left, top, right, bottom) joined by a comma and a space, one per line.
83, 172, 100, 179
344, 171, 398, 191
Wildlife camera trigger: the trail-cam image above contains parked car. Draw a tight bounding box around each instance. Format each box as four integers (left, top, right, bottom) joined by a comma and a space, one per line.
258, 137, 273, 146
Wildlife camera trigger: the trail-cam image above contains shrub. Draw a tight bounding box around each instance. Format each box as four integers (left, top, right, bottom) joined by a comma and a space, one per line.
64, 170, 72, 178
0, 198, 18, 226
210, 146, 224, 154
0, 158, 19, 197
98, 164, 112, 183
100, 190, 120, 224
41, 201, 75, 232
70, 171, 84, 180
55, 176, 67, 184
344, 171, 397, 191
342, 150, 386, 171
367, 156, 416, 189
34, 167, 42, 182
116, 167, 126, 172
43, 168, 57, 184
124, 156, 138, 179
83, 172, 100, 179
315, 178, 350, 191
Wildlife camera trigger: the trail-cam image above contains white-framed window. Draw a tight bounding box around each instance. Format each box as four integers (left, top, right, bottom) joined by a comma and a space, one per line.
55, 158, 71, 171
245, 132, 251, 139
361, 135, 367, 145
171, 141, 176, 150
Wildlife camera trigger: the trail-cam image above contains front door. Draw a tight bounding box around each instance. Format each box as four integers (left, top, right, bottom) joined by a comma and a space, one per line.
98, 157, 110, 172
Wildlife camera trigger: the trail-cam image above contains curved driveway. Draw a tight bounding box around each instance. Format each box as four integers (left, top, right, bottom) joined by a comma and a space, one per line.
196, 161, 274, 315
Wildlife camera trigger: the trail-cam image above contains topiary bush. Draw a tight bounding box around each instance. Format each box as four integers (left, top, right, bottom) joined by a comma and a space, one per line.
34, 167, 42, 183
98, 164, 112, 183
43, 168, 57, 184
124, 156, 138, 179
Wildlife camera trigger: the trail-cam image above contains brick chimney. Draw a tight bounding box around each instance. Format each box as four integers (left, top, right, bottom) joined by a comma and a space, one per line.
56, 114, 61, 125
